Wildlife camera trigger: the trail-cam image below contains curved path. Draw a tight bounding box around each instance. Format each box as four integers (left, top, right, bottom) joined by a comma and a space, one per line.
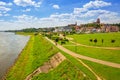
45, 37, 120, 69
77, 59, 102, 80
66, 36, 120, 50
70, 41, 120, 50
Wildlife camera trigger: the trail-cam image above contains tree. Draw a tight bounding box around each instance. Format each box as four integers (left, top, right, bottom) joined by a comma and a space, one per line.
89, 39, 93, 42
94, 39, 97, 44
111, 40, 115, 43
101, 39, 104, 44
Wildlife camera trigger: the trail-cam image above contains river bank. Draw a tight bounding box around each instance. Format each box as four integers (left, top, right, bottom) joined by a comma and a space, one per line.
5, 35, 59, 80
2, 36, 31, 80
0, 32, 29, 79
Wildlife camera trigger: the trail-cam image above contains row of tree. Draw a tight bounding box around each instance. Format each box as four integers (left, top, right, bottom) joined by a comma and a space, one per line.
89, 39, 116, 44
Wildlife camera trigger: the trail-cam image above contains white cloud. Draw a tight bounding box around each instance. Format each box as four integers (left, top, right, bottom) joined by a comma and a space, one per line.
13, 14, 38, 22
14, 0, 42, 7
52, 5, 60, 9
4, 14, 10, 16
0, 0, 120, 30
83, 0, 111, 9
73, 8, 88, 14
82, 9, 110, 17
22, 8, 31, 12
73, 0, 111, 15
0, 1, 12, 16
0, 13, 2, 16
0, 1, 12, 6
50, 13, 72, 19
0, 6, 11, 12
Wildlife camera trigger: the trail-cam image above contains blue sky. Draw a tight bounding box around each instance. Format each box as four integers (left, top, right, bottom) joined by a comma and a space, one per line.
0, 0, 120, 30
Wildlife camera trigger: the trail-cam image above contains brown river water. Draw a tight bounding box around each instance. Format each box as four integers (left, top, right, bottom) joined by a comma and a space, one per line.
0, 32, 29, 79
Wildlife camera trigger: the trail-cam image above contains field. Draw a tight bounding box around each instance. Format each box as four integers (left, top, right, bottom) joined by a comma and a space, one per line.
5, 34, 91, 80
67, 32, 120, 47
64, 44, 120, 63
62, 32, 120, 80
5, 32, 120, 80
82, 59, 120, 80
61, 53, 120, 80
5, 35, 59, 80
62, 32, 120, 63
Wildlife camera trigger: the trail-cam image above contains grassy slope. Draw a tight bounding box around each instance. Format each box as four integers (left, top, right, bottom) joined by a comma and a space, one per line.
6, 35, 59, 80
60, 46, 120, 80
61, 52, 97, 80
82, 59, 120, 80
6, 35, 91, 80
32, 60, 90, 80
68, 32, 120, 47
6, 33, 120, 80
64, 45, 120, 63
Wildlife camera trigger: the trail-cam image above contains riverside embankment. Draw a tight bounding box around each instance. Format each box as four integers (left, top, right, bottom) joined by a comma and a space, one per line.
0, 32, 29, 79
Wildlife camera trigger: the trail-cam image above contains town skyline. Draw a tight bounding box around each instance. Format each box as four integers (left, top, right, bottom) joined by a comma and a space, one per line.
0, 0, 120, 30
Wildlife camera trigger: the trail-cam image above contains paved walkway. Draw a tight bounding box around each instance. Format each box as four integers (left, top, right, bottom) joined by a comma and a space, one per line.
45, 37, 120, 69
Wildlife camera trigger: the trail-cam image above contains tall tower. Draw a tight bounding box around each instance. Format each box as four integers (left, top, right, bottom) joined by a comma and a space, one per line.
96, 18, 100, 24
75, 22, 77, 26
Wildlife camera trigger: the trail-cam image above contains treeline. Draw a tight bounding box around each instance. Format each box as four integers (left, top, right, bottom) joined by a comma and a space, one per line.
5, 28, 38, 32
5, 27, 55, 32
81, 23, 120, 28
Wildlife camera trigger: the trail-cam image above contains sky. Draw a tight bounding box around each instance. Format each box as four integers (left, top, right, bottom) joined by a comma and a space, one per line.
0, 0, 120, 30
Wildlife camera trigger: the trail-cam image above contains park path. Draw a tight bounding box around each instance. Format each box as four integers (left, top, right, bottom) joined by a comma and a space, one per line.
45, 37, 120, 69
45, 37, 103, 80
70, 41, 120, 50
66, 37, 120, 50
76, 59, 102, 80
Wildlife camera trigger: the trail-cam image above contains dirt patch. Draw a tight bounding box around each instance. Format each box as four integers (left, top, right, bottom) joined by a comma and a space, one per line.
25, 52, 66, 80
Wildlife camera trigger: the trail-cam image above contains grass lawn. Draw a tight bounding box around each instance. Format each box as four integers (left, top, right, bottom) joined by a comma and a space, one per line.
5, 35, 59, 80
82, 59, 120, 80
64, 43, 120, 64
61, 52, 97, 80
6, 34, 120, 80
67, 32, 120, 47
6, 35, 91, 80
32, 60, 90, 80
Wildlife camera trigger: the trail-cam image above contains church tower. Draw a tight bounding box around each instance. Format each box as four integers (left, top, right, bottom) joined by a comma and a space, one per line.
96, 18, 100, 24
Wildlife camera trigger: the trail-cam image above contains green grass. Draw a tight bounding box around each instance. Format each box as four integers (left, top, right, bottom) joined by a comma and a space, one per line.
64, 44, 120, 64
67, 32, 120, 47
6, 35, 59, 80
32, 60, 90, 80
6, 35, 91, 80
81, 59, 120, 80
6, 33, 120, 80
61, 52, 97, 80
30, 36, 97, 80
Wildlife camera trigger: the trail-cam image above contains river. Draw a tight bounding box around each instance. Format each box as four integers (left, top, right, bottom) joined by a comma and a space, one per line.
0, 32, 29, 79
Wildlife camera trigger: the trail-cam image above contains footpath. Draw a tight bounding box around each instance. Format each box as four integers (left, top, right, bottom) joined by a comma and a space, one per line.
70, 41, 120, 50
45, 37, 120, 69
